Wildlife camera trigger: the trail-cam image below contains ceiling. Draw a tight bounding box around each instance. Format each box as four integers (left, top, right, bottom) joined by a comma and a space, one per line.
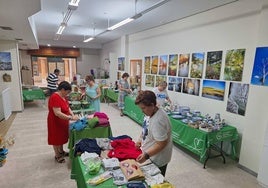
0, 0, 238, 50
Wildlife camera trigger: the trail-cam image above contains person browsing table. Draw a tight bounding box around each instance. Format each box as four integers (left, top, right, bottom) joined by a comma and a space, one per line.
85, 75, 101, 112
135, 90, 173, 176
47, 81, 79, 163
152, 81, 172, 108
118, 72, 131, 116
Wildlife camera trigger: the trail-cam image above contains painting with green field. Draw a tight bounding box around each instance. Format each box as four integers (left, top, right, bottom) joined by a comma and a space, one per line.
202, 80, 225, 101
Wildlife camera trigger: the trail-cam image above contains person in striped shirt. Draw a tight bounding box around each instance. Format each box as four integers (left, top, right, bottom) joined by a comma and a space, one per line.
47, 69, 60, 95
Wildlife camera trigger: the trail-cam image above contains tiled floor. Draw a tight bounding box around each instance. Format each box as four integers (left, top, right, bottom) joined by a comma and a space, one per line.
0, 101, 262, 188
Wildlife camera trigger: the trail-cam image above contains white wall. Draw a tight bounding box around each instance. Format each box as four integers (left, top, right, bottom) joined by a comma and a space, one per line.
0, 40, 23, 112
101, 0, 268, 174
77, 48, 101, 79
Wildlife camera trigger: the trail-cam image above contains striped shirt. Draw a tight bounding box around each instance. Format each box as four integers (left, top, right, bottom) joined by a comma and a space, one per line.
47, 73, 58, 90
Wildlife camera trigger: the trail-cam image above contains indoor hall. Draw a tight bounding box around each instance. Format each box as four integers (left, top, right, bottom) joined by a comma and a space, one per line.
0, 102, 260, 188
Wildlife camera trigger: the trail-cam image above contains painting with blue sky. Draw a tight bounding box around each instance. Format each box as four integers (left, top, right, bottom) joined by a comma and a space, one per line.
0, 52, 12, 70
251, 47, 268, 86
202, 80, 226, 101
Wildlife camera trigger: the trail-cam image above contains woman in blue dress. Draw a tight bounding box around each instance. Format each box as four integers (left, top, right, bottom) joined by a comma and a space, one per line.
118, 72, 131, 116
85, 75, 101, 112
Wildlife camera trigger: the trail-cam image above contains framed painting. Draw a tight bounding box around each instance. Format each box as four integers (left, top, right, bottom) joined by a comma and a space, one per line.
145, 75, 155, 87
205, 51, 223, 80
178, 53, 190, 77
251, 47, 268, 86
0, 52, 12, 70
226, 82, 249, 116
202, 80, 225, 101
182, 78, 200, 96
224, 49, 246, 81
158, 55, 168, 75
168, 54, 178, 76
151, 55, 158, 74
190, 52, 205, 78
144, 56, 151, 74
118, 57, 125, 71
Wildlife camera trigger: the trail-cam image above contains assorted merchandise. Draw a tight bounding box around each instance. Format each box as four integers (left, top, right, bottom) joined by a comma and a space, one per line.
166, 105, 226, 132
120, 159, 145, 181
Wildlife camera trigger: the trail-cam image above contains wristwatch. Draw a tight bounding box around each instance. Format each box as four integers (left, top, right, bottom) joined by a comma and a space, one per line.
144, 152, 150, 160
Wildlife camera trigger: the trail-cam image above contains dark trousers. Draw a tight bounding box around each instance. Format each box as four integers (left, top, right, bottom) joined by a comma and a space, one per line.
159, 164, 168, 176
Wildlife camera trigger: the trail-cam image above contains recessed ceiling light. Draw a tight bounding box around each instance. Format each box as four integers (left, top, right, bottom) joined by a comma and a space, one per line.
73, 46, 76, 48
47, 44, 51, 47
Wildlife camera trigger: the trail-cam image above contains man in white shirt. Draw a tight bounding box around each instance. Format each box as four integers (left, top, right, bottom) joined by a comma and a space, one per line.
152, 81, 171, 107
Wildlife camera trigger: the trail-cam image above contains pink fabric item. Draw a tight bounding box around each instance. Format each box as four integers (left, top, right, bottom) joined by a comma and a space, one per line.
97, 118, 109, 125
94, 112, 109, 120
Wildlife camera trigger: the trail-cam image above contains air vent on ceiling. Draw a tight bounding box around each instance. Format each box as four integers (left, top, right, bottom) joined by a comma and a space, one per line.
15, 38, 23, 41
0, 26, 13, 30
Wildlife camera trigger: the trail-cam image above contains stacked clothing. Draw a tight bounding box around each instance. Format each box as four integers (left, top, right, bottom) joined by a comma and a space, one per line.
0, 148, 8, 167
70, 112, 110, 131
108, 138, 142, 161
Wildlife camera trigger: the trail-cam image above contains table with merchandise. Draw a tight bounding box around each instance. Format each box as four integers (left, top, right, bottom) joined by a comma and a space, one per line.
169, 117, 239, 168
22, 86, 46, 102
122, 96, 239, 168
71, 138, 170, 188
69, 126, 113, 179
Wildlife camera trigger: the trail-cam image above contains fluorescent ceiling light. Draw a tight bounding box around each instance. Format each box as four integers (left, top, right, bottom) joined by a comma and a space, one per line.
69, 0, 80, 6
107, 17, 134, 31
56, 23, 67, 35
83, 37, 94, 42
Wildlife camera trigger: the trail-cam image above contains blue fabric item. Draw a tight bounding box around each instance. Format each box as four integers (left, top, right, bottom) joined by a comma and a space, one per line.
0, 148, 8, 156
108, 135, 132, 140
74, 138, 101, 156
69, 117, 88, 131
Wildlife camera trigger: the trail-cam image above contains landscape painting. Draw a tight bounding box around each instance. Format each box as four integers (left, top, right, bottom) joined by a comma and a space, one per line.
145, 75, 155, 87
151, 55, 158, 74
182, 78, 200, 96
0, 52, 12, 70
158, 55, 168, 75
226, 82, 249, 116
168, 77, 176, 91
178, 53, 190, 77
144, 56, 151, 74
251, 47, 268, 86
155, 75, 167, 87
202, 80, 225, 101
168, 54, 178, 76
190, 52, 205, 78
205, 51, 223, 80
224, 49, 246, 81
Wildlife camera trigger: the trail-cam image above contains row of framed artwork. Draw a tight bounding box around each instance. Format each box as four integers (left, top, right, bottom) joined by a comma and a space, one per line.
143, 49, 246, 81
144, 74, 249, 116
141, 46, 268, 86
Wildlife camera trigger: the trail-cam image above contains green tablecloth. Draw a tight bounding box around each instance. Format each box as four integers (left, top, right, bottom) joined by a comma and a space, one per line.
22, 88, 46, 101
73, 157, 125, 188
105, 89, 118, 103
123, 96, 144, 125
169, 117, 239, 162
68, 126, 113, 179
122, 96, 239, 163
